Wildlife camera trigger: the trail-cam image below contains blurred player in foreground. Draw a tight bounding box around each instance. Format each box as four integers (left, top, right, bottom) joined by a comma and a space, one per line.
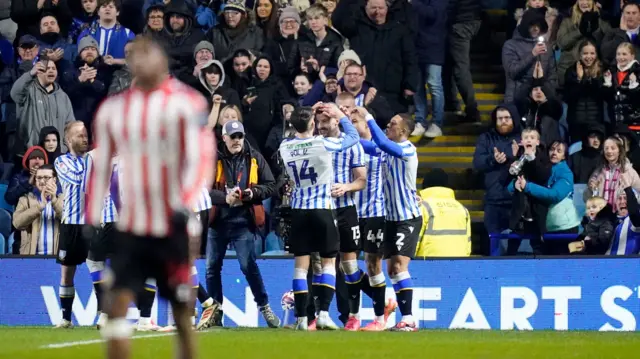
85, 36, 214, 359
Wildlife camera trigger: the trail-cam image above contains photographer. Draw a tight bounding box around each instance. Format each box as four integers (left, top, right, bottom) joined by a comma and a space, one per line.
205, 120, 280, 328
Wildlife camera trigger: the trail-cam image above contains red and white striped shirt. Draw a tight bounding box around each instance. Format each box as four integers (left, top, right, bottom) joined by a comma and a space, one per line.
86, 78, 215, 238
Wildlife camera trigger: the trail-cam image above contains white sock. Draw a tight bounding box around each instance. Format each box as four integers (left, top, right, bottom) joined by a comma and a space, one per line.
401, 315, 414, 324
375, 315, 384, 323
138, 317, 151, 326
349, 313, 359, 318
202, 298, 214, 308
319, 310, 330, 318
191, 316, 196, 325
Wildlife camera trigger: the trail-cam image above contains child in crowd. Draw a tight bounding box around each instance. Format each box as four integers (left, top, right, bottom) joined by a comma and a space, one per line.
78, 0, 135, 66
69, 0, 99, 44
569, 196, 615, 254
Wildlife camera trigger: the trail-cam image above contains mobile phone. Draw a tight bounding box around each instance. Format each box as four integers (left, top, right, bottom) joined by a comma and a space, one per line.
246, 86, 257, 98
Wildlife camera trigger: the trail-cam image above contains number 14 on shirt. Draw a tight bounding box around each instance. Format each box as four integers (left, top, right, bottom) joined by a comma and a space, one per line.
287, 160, 318, 186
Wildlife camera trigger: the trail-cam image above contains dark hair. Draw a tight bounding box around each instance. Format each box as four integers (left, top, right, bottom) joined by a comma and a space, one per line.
345, 62, 364, 74
256, 0, 279, 39
203, 64, 222, 75
548, 140, 568, 160
37, 164, 57, 177
40, 12, 58, 24
623, 1, 640, 12
232, 49, 252, 61
98, 0, 120, 11
290, 106, 315, 133
397, 113, 415, 135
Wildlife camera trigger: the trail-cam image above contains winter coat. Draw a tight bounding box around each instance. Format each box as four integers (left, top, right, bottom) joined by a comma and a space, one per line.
208, 19, 265, 62
332, 0, 419, 113
502, 31, 558, 103
160, 0, 207, 85
11, 0, 73, 45
287, 26, 344, 75
38, 126, 61, 164
10, 72, 75, 156
569, 123, 604, 184
602, 60, 640, 125
601, 29, 640, 68
263, 33, 298, 96
578, 204, 615, 254
447, 0, 481, 24
68, 11, 98, 44
4, 146, 49, 205
38, 33, 78, 66
108, 66, 133, 95
12, 191, 63, 255
515, 80, 563, 147
556, 12, 611, 88
196, 59, 241, 109
472, 103, 522, 206
586, 160, 640, 199
514, 6, 559, 46
413, 0, 449, 66
611, 123, 640, 173
564, 64, 605, 142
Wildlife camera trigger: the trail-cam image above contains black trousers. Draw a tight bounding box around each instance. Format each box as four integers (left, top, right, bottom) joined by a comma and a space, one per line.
444, 20, 481, 116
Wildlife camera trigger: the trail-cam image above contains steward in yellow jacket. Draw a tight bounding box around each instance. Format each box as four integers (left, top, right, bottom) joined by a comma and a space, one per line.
415, 187, 471, 257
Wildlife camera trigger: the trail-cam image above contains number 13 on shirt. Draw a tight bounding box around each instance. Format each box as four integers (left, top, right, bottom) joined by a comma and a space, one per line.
287, 160, 318, 186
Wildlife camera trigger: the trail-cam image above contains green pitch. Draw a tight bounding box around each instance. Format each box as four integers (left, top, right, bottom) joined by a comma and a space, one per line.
0, 327, 639, 359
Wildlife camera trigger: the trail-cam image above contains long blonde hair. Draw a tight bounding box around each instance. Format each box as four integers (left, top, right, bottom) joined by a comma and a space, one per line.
571, 0, 599, 26
577, 39, 602, 78
218, 105, 243, 126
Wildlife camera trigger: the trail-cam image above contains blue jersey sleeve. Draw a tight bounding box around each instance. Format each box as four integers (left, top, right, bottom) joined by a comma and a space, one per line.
55, 156, 84, 186
366, 116, 405, 159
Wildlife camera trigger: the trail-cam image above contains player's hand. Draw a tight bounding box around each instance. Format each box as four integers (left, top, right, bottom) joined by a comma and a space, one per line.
331, 183, 348, 198
320, 102, 347, 120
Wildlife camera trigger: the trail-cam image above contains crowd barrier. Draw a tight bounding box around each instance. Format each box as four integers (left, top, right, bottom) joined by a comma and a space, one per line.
489, 233, 581, 256
2, 256, 640, 331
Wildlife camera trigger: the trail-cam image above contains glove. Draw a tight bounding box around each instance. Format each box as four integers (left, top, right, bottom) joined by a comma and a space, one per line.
579, 11, 599, 36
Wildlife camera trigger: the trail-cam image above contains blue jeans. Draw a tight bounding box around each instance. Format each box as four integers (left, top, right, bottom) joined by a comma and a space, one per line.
414, 64, 444, 127
205, 226, 269, 307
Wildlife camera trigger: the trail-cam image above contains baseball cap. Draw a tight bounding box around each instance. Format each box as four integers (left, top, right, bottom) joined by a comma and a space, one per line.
19, 34, 38, 48
222, 121, 245, 136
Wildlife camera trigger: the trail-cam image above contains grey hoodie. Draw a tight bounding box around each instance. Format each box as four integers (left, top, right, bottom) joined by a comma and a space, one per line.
10, 72, 75, 155
198, 59, 226, 95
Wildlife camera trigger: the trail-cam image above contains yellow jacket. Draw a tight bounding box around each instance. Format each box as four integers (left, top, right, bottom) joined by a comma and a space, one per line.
416, 187, 471, 257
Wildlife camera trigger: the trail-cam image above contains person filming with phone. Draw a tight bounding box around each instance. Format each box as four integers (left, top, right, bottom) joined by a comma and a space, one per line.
205, 120, 281, 327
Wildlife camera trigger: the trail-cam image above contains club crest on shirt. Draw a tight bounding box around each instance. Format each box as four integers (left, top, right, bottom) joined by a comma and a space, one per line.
58, 250, 66, 260
57, 161, 68, 174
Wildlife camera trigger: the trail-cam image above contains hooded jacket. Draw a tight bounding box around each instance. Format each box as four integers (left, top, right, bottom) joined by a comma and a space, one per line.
578, 203, 615, 255
569, 123, 604, 183
612, 123, 640, 172
196, 59, 241, 109
4, 145, 48, 206
515, 79, 563, 147
10, 71, 75, 156
161, 0, 206, 84
472, 104, 522, 205
38, 126, 61, 164
563, 62, 605, 141
502, 10, 558, 103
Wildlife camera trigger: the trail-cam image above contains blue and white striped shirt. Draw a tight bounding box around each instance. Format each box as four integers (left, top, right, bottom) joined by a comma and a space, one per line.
383, 141, 421, 222
606, 216, 640, 255
86, 152, 119, 223
332, 137, 365, 208
55, 153, 87, 225
193, 187, 213, 212
37, 201, 56, 255
355, 142, 386, 218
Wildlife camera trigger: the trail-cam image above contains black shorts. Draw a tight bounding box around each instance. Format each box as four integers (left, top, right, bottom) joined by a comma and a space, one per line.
383, 217, 423, 259
108, 229, 191, 305
360, 217, 385, 254
337, 206, 360, 253
289, 209, 339, 257
57, 224, 89, 266
88, 222, 117, 262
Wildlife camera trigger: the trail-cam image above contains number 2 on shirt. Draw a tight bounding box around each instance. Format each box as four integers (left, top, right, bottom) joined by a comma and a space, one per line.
287, 160, 318, 186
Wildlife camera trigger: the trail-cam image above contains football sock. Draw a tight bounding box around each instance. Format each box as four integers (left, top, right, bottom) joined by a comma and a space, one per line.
197, 283, 210, 305
59, 285, 74, 322
359, 272, 374, 299
313, 264, 336, 312
139, 279, 157, 318
293, 268, 308, 318
369, 272, 387, 317
86, 260, 105, 312
391, 271, 413, 319
341, 260, 363, 315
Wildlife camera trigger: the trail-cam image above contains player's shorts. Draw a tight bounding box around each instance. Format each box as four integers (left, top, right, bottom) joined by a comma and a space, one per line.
57, 224, 89, 266
108, 228, 191, 305
383, 216, 423, 259
360, 216, 385, 254
88, 222, 117, 262
336, 206, 360, 253
289, 209, 339, 257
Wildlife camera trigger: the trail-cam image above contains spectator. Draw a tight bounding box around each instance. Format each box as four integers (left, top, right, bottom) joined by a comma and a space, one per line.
515, 65, 563, 147
206, 120, 280, 328
208, 0, 264, 62
68, 0, 99, 44
144, 0, 214, 31
515, 0, 559, 46
287, 4, 343, 78
612, 123, 640, 172
564, 39, 605, 142
556, 0, 611, 89
11, 0, 72, 46
601, 2, 640, 67
192, 40, 215, 80
14, 35, 40, 75
602, 42, 640, 127
38, 126, 62, 164
160, 0, 206, 83
332, 0, 419, 114
605, 183, 640, 255
11, 60, 74, 156
143, 3, 165, 37
227, 48, 253, 97
569, 196, 614, 254
4, 145, 47, 206
411, 0, 449, 138
12, 163, 63, 255
0, 1, 16, 43
61, 35, 112, 140
587, 136, 640, 210
472, 104, 522, 236
319, 0, 337, 20
107, 41, 133, 95
39, 13, 77, 66
255, 0, 279, 40
263, 6, 300, 95
502, 8, 558, 103
78, 0, 135, 66
570, 123, 604, 183
507, 128, 553, 255
197, 59, 241, 109
444, 0, 482, 122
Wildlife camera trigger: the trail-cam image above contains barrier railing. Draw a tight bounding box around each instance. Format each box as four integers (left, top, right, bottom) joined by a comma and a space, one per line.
489, 233, 580, 256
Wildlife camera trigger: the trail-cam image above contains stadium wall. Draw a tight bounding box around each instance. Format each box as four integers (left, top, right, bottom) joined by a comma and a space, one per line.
1, 257, 639, 331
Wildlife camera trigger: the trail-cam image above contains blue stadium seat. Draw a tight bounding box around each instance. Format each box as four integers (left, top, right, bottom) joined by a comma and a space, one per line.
264, 231, 283, 252
0, 233, 4, 255
573, 184, 587, 219
568, 142, 582, 156
0, 184, 13, 212
225, 250, 237, 256
7, 232, 14, 254
261, 250, 287, 256
0, 163, 14, 184
0, 208, 10, 239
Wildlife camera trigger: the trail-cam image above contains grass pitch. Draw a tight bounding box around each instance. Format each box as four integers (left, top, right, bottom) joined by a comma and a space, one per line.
0, 327, 638, 359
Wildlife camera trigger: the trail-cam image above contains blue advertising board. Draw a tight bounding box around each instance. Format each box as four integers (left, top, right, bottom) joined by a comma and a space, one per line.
1, 257, 640, 331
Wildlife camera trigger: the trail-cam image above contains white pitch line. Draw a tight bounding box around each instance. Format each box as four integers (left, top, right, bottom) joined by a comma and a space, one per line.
41, 332, 176, 349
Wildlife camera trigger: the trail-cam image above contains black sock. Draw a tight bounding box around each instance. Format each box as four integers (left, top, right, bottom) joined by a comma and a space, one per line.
59, 285, 74, 322
294, 292, 308, 318
93, 283, 103, 312
396, 289, 413, 316
138, 289, 155, 318
371, 285, 386, 317
346, 281, 361, 314
197, 284, 209, 304
313, 284, 335, 312
359, 272, 373, 299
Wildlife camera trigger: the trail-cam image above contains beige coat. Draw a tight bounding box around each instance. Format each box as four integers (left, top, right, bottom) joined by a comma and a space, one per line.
585, 160, 640, 201
12, 192, 63, 255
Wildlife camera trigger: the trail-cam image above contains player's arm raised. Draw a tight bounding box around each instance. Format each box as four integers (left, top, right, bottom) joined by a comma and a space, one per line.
319, 102, 359, 152
364, 111, 410, 159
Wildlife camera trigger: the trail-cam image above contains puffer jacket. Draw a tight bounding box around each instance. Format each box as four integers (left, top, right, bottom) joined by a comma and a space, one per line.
287, 26, 343, 75
108, 66, 133, 95
603, 60, 640, 125
569, 123, 604, 184
516, 79, 563, 147
564, 63, 605, 142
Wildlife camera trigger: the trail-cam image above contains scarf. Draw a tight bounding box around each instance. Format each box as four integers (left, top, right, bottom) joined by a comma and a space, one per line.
603, 165, 621, 210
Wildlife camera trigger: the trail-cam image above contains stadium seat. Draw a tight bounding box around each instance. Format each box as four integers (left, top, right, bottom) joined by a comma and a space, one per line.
226, 250, 237, 256
568, 142, 582, 156
0, 163, 14, 184
573, 184, 587, 219
7, 232, 14, 254
261, 250, 287, 256
0, 184, 13, 212
0, 208, 10, 239
264, 231, 283, 252
0, 233, 4, 255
